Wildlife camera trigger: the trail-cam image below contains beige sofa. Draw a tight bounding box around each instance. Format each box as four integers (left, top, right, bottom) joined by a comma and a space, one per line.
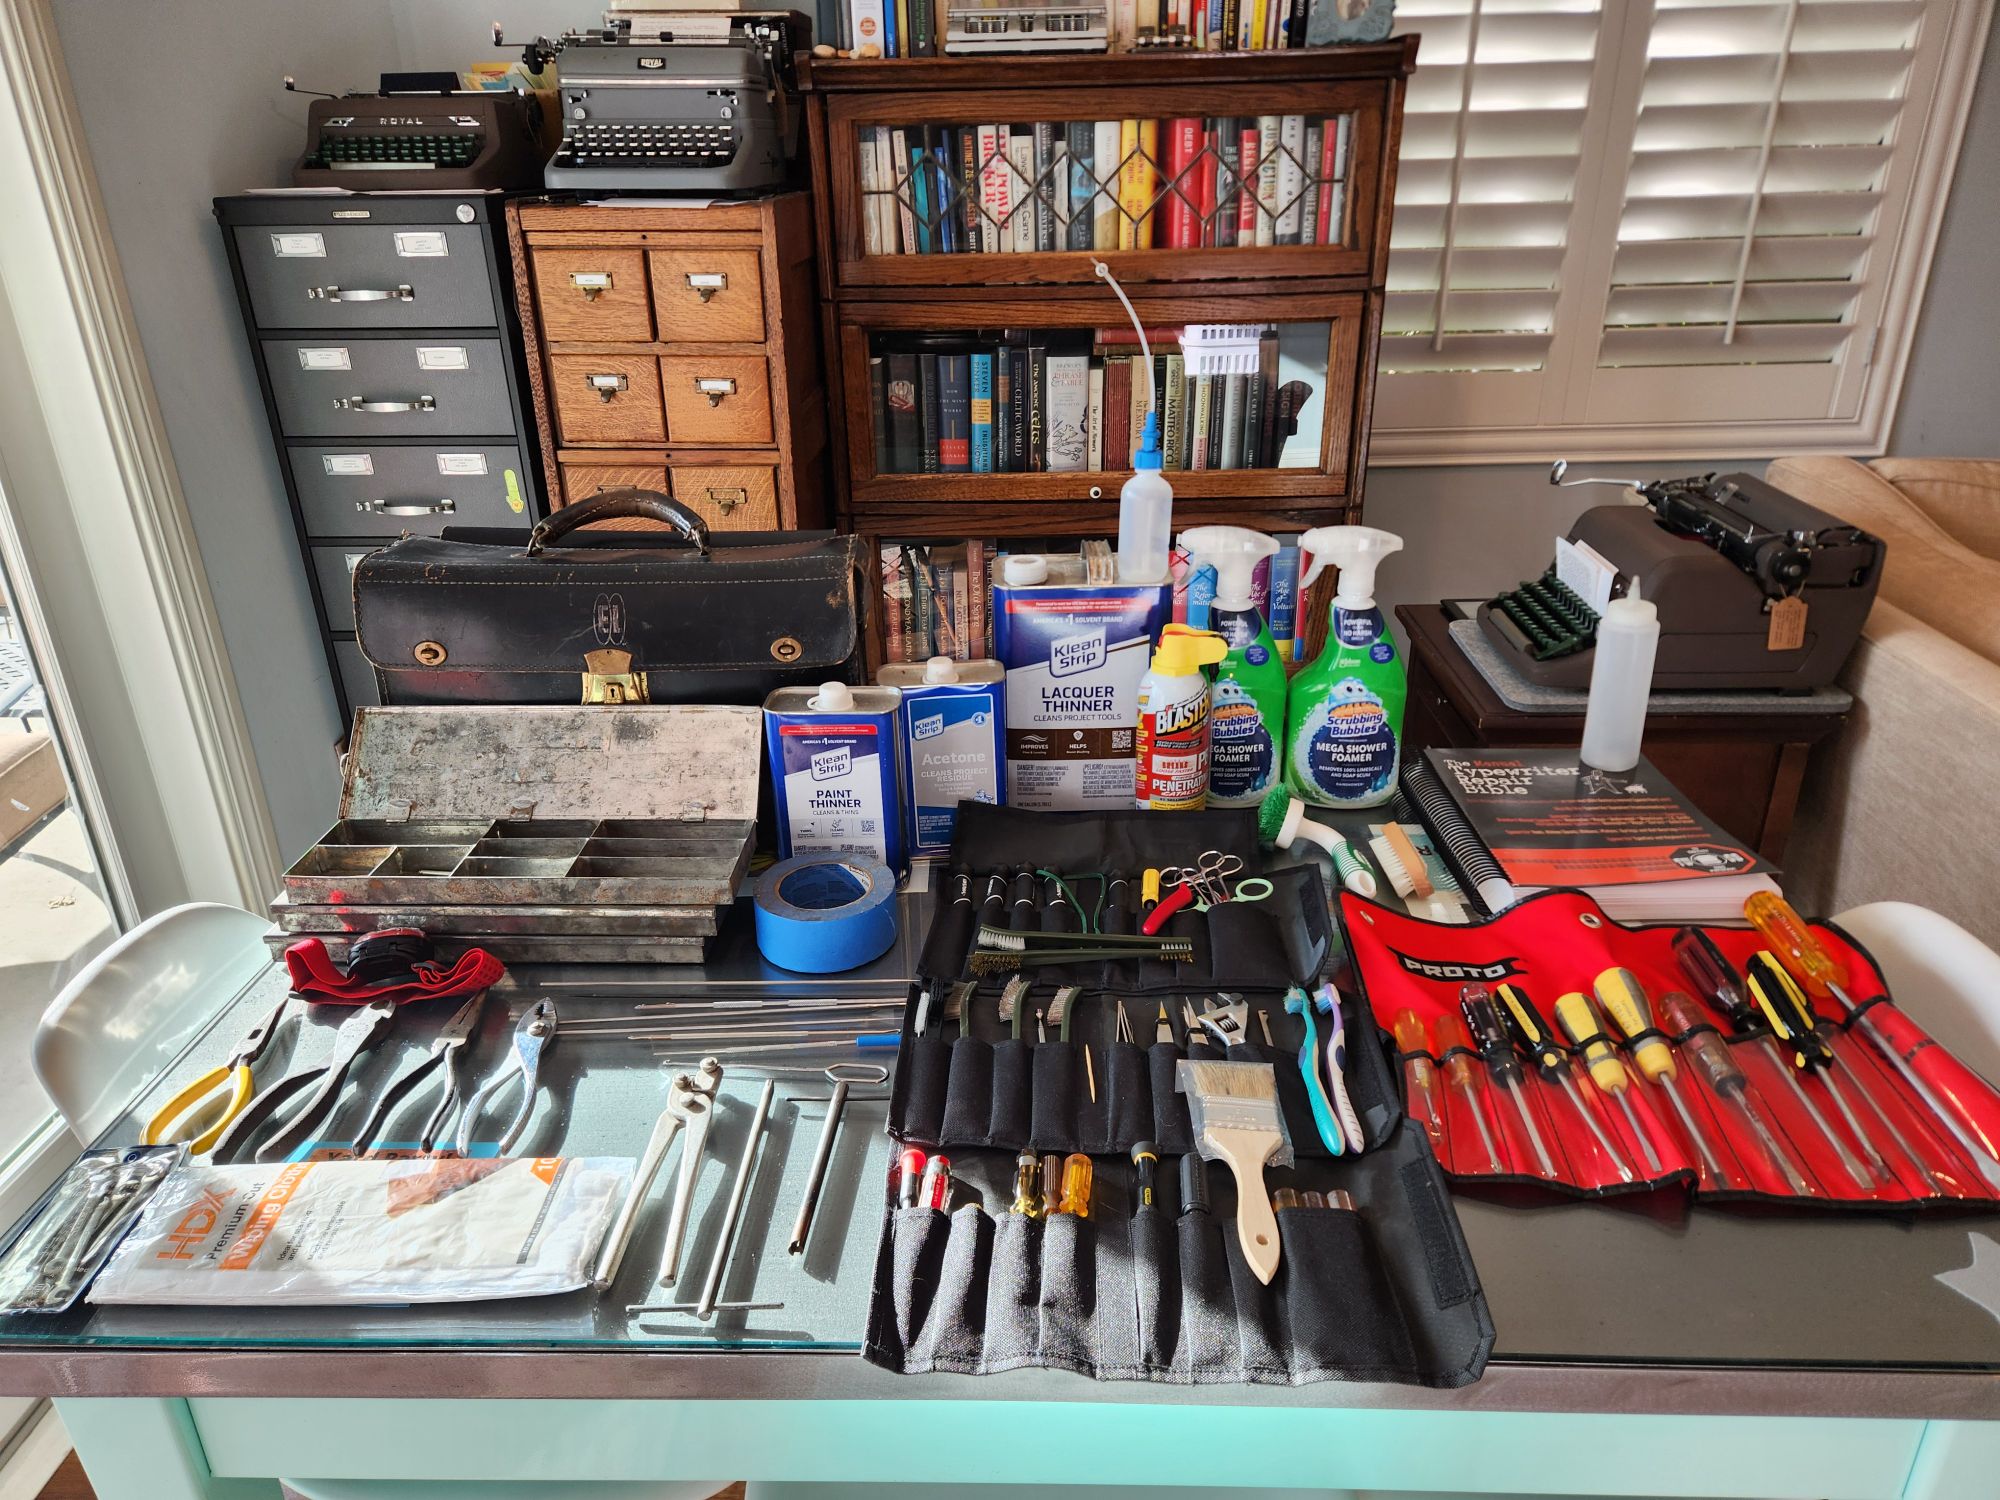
1764, 458, 2000, 943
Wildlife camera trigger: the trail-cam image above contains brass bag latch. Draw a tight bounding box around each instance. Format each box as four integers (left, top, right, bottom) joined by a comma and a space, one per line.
582, 647, 650, 704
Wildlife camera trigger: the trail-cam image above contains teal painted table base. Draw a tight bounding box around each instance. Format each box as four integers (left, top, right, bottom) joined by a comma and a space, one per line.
53, 1398, 2000, 1500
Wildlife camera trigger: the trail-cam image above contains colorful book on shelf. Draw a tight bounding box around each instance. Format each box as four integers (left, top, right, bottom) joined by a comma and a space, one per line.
1025, 340, 1048, 472
1086, 359, 1105, 471
1276, 114, 1306, 244
1160, 352, 1186, 471
967, 540, 987, 658
1117, 119, 1159, 250
1163, 117, 1199, 249
992, 343, 1013, 472
881, 546, 907, 662
1033, 121, 1059, 252
976, 124, 1006, 255
959, 128, 981, 251
1190, 374, 1212, 470
1065, 121, 1095, 250
969, 352, 995, 473
1254, 116, 1281, 246
1102, 354, 1132, 470
1006, 345, 1030, 471
1006, 128, 1034, 253
1092, 121, 1122, 250
1255, 328, 1280, 467
1299, 122, 1322, 245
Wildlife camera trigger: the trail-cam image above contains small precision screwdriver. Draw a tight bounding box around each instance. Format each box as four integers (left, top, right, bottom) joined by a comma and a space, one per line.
1012, 1148, 1042, 1217
1391, 1009, 1447, 1154
1746, 951, 1914, 1189
1660, 991, 1813, 1195
1495, 982, 1631, 1181
1676, 927, 1873, 1191
1039, 1153, 1063, 1218
1461, 985, 1557, 1177
1436, 1012, 1504, 1173
1132, 1141, 1159, 1210
1745, 892, 2000, 1191
1593, 968, 1735, 1187
1554, 989, 1664, 1176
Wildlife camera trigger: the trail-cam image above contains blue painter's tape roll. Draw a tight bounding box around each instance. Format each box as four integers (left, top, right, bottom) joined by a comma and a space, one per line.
754, 856, 899, 974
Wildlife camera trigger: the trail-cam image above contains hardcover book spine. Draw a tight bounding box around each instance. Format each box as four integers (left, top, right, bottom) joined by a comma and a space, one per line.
969, 352, 994, 473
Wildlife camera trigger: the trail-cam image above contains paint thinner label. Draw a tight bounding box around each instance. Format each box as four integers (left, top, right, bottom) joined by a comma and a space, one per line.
774, 721, 890, 862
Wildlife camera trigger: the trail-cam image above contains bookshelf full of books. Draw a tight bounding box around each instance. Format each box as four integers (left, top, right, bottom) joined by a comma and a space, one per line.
803, 45, 1413, 539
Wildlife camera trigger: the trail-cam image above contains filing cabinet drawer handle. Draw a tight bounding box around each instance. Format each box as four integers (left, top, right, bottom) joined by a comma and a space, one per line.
357, 497, 457, 517
569, 271, 615, 301
308, 284, 414, 303
694, 376, 737, 408
587, 372, 631, 403
685, 272, 728, 303
334, 395, 436, 413
704, 486, 748, 514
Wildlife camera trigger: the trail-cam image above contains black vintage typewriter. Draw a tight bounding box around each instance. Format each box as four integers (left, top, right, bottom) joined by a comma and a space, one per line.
291, 83, 550, 192
503, 10, 807, 194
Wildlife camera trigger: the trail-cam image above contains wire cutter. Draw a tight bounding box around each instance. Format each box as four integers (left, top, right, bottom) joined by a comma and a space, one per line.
211, 998, 401, 1164
592, 1057, 722, 1289
345, 990, 490, 1157
456, 999, 558, 1157
141, 996, 290, 1155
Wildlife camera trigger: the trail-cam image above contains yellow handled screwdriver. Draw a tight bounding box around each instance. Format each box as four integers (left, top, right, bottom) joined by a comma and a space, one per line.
1496, 982, 1632, 1181
1674, 926, 1874, 1191
1745, 951, 1944, 1192
1594, 967, 1736, 1187
1745, 893, 1996, 1191
1660, 991, 1813, 1194
1554, 989, 1664, 1176
1460, 985, 1557, 1177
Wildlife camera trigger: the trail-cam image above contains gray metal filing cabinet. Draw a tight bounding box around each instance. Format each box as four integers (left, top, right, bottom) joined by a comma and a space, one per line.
215, 194, 545, 726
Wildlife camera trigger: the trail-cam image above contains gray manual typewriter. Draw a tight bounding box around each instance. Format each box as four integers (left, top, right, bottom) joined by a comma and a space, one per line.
503, 9, 807, 194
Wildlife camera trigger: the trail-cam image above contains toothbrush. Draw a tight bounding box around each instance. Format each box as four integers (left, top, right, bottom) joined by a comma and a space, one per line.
1284, 985, 1348, 1154
1313, 983, 1365, 1156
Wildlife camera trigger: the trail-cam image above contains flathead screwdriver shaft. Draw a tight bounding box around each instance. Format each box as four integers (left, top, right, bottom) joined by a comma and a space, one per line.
1437, 1013, 1504, 1173
1461, 987, 1556, 1177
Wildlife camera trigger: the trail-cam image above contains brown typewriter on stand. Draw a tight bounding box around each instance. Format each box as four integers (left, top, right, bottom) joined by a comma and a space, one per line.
289, 75, 551, 191
1475, 462, 1886, 692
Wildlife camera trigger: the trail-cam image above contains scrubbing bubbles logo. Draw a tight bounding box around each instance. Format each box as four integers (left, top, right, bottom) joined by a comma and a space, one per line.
1303, 678, 1397, 800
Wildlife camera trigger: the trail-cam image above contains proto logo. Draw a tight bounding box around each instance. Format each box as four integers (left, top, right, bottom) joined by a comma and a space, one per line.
1050, 629, 1105, 678
912, 712, 945, 741
811, 746, 851, 781
1388, 948, 1523, 984
593, 593, 627, 645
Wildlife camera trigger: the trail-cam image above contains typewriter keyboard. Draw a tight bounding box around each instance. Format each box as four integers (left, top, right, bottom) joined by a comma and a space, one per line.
556, 122, 741, 168
306, 133, 482, 170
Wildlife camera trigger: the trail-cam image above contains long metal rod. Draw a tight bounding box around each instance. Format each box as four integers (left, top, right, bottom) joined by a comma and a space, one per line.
1818, 1066, 1892, 1183
1660, 1075, 1734, 1188
787, 1079, 849, 1256
1767, 1040, 1873, 1190
1556, 1070, 1632, 1181
1831, 991, 2000, 1191
1730, 1089, 1814, 1195
1612, 1088, 1664, 1176
1826, 1042, 1945, 1194
693, 1079, 775, 1320
1503, 1076, 1557, 1177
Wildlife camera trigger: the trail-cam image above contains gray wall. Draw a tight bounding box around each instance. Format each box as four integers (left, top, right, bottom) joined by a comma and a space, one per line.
42, 3, 2000, 862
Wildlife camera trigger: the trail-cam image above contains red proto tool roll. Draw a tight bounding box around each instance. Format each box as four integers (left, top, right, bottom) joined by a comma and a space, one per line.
1337, 888, 2000, 1208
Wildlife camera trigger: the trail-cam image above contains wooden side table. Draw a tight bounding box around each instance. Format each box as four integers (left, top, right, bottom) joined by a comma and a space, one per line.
1396, 604, 1848, 865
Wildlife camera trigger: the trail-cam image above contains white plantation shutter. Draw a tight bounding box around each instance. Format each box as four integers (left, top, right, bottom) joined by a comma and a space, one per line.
1371, 0, 1992, 461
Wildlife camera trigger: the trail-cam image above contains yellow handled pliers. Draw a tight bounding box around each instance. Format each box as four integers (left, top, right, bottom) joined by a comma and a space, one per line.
141, 996, 291, 1154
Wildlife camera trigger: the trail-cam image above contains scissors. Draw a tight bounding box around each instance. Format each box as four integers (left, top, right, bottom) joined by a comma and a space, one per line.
345, 990, 490, 1157
141, 996, 291, 1155
210, 998, 402, 1164
456, 999, 558, 1157
1145, 852, 1274, 932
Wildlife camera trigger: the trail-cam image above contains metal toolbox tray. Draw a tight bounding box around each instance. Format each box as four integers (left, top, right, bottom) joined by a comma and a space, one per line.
276, 704, 761, 962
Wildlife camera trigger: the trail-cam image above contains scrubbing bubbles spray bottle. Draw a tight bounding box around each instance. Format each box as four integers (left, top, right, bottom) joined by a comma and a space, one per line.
1285, 526, 1405, 808
1178, 525, 1287, 808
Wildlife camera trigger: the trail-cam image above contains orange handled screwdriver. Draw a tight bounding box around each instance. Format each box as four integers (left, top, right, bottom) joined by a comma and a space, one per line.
1496, 982, 1631, 1180
1675, 926, 1872, 1191
1745, 893, 2000, 1191
1437, 1012, 1504, 1173
1554, 988, 1664, 1176
1392, 1009, 1447, 1155
1594, 967, 1735, 1188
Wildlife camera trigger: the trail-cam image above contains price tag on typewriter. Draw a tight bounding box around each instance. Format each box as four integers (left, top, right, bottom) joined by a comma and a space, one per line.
1767, 594, 1809, 652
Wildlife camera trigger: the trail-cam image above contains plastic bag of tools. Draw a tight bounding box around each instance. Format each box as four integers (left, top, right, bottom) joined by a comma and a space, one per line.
89, 1156, 632, 1305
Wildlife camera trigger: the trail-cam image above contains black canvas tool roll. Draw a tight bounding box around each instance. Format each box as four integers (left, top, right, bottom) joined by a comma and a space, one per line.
352, 488, 865, 706
867, 804, 1495, 1387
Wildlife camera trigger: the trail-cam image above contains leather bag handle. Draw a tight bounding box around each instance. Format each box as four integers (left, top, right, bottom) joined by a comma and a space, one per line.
525, 487, 710, 557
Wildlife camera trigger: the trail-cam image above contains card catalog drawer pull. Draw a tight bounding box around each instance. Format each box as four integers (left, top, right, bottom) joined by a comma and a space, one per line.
587, 373, 631, 402
356, 497, 457, 516
694, 376, 737, 407
570, 271, 614, 300
685, 271, 729, 302
334, 395, 436, 413
308, 285, 414, 303
705, 486, 747, 514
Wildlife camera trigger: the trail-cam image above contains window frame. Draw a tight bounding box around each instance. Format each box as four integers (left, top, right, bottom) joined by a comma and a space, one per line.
1370, 0, 1995, 465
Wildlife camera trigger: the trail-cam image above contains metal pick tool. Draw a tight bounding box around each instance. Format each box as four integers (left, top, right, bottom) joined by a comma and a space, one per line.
630, 1078, 782, 1322
788, 1063, 890, 1256
592, 1057, 722, 1291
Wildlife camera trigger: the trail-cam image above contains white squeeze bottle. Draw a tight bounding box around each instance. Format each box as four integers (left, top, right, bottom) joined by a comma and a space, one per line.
1099, 259, 1173, 584
1580, 579, 1659, 773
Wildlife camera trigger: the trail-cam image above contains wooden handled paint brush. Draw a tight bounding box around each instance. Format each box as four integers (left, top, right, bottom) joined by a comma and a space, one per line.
1176, 1058, 1288, 1284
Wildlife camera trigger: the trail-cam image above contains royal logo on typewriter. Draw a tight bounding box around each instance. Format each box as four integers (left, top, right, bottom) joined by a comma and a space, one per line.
811, 746, 852, 781
593, 593, 628, 646
1050, 629, 1105, 678
1388, 947, 1523, 984
911, 711, 946, 742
